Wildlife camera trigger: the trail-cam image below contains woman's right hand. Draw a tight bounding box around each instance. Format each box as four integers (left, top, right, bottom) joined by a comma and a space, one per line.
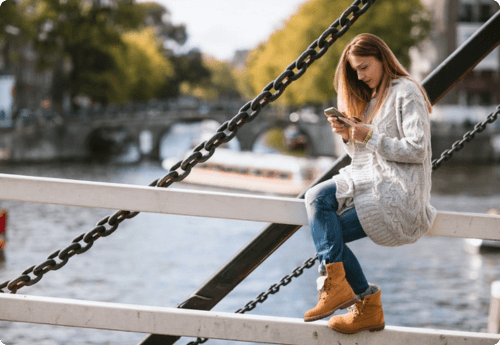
327, 117, 349, 142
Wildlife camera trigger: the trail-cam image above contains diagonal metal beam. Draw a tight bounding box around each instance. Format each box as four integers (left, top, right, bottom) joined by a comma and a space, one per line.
138, 9, 500, 345
422, 10, 500, 104
138, 154, 351, 345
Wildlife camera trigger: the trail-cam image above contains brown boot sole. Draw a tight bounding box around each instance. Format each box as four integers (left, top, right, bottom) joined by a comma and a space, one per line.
304, 296, 359, 322
329, 322, 385, 334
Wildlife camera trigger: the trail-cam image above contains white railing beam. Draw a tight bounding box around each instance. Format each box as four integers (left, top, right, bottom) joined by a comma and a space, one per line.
0, 173, 500, 240
0, 173, 307, 226
0, 294, 498, 345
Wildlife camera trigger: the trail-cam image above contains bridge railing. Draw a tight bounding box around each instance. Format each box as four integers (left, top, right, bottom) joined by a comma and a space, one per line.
0, 5, 499, 345
0, 173, 499, 344
0, 293, 498, 345
0, 173, 499, 241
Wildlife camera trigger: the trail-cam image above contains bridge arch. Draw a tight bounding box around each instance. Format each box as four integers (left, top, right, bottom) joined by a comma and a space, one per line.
156, 118, 242, 162
85, 126, 141, 162
248, 120, 314, 156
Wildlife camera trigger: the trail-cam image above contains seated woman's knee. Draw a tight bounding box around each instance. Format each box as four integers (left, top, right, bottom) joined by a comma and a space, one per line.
305, 181, 337, 205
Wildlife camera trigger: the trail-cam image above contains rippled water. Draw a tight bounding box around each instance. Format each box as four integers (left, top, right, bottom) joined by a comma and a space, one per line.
0, 160, 499, 344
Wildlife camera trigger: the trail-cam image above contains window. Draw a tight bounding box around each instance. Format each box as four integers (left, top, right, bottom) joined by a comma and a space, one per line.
459, 3, 473, 22
479, 91, 492, 106
479, 4, 491, 22
466, 92, 476, 106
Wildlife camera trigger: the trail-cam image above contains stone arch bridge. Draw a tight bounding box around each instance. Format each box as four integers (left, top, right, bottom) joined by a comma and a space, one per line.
2, 108, 337, 163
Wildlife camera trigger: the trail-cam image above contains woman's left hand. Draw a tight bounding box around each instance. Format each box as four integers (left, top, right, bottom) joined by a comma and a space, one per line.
342, 118, 371, 143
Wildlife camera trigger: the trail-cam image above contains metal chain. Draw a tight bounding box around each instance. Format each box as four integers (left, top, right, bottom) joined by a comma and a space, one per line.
185, 105, 500, 345
0, 208, 140, 293
153, 0, 374, 190
186, 255, 318, 345
432, 105, 500, 170
0, 0, 374, 294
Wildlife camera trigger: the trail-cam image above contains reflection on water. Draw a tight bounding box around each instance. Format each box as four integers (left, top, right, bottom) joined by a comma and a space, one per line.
159, 120, 241, 163
432, 162, 500, 198
0, 160, 499, 344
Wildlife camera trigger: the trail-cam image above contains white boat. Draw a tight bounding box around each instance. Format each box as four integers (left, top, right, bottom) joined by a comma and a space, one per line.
162, 149, 337, 195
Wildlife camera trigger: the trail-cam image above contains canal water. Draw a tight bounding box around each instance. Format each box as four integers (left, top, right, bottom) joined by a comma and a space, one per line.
0, 159, 499, 345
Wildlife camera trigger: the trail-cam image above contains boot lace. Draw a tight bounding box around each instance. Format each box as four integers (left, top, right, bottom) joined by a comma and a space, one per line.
348, 302, 363, 320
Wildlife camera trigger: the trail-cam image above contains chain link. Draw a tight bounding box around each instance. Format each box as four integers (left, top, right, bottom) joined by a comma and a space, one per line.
183, 105, 500, 345
185, 255, 318, 345
0, 0, 374, 295
8, 3, 499, 344
432, 105, 500, 170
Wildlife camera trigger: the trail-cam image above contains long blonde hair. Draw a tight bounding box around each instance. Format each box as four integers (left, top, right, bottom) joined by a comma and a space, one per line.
334, 33, 432, 123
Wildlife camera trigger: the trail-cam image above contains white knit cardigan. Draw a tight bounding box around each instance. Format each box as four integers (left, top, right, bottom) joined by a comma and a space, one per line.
333, 77, 437, 247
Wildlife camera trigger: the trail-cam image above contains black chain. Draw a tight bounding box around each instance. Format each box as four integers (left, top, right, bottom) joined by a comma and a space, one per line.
0, 0, 374, 294
154, 0, 374, 189
185, 255, 318, 345
432, 105, 500, 170
184, 104, 500, 345
0, 209, 139, 293
6, 1, 497, 342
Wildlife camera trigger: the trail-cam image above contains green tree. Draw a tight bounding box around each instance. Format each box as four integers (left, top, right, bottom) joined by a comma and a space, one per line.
21, 0, 144, 106
135, 2, 187, 46
3, 0, 203, 107
0, 0, 16, 35
181, 55, 240, 100
128, 3, 213, 100
134, 2, 211, 99
244, 0, 431, 106
1, 0, 38, 72
159, 48, 211, 99
110, 28, 174, 102
0, 1, 25, 43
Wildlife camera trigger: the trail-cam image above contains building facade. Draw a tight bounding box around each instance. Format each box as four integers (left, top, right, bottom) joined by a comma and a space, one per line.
411, 0, 499, 109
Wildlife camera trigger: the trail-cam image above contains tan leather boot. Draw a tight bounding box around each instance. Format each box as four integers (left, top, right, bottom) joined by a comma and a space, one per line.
327, 284, 385, 334
304, 262, 358, 322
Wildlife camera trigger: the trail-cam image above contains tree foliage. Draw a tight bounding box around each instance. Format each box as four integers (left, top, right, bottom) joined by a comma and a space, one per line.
181, 56, 240, 100
136, 2, 187, 46
0, 1, 26, 44
1, 0, 211, 106
15, 0, 146, 105
243, 0, 431, 106
110, 29, 174, 102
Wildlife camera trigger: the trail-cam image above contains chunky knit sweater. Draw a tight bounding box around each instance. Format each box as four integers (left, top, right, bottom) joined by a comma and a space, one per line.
332, 77, 437, 247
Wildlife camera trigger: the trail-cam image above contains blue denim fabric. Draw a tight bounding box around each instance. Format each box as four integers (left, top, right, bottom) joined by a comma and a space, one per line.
305, 179, 369, 294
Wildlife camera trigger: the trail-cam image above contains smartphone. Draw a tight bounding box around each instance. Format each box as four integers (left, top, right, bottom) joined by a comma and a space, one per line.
324, 107, 352, 128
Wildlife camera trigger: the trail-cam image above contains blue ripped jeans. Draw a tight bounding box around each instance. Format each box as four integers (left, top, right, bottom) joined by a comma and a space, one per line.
305, 179, 369, 295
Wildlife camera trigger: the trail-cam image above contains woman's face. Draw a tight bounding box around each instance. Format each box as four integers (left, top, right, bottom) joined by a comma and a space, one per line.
348, 55, 384, 91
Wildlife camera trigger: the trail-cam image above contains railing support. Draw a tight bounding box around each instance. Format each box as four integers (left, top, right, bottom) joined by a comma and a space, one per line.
489, 281, 500, 333
138, 154, 351, 345
139, 9, 500, 345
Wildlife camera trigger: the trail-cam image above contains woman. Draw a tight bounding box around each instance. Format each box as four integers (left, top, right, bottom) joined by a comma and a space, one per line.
303, 33, 436, 334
